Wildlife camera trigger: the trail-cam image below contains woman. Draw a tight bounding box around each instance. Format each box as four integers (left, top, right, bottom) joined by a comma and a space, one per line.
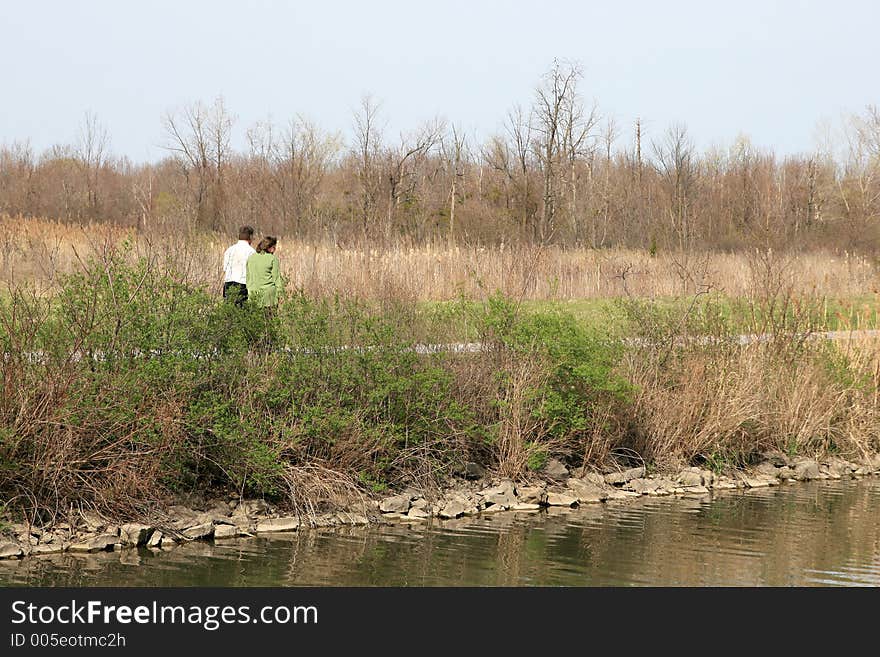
245, 236, 283, 308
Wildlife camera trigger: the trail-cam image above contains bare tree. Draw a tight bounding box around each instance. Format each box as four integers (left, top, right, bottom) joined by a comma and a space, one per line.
163, 97, 234, 231
440, 124, 468, 244
834, 106, 880, 248
248, 117, 340, 235
854, 105, 880, 160
653, 123, 697, 252
533, 59, 585, 243
562, 83, 598, 241
75, 111, 109, 220
352, 95, 384, 237
279, 117, 339, 234
382, 118, 444, 242
483, 105, 536, 236
591, 117, 617, 247
131, 169, 154, 232
0, 140, 36, 217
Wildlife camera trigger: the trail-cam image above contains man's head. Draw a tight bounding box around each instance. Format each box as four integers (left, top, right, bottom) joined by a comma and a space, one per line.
238, 225, 255, 242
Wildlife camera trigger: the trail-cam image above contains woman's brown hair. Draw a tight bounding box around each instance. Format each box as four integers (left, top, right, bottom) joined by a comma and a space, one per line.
255, 236, 278, 254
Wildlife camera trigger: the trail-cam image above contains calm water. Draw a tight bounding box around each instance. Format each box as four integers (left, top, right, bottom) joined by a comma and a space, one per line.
3, 478, 880, 587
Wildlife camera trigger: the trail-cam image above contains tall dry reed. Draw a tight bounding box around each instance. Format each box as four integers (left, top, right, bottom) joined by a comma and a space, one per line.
4, 218, 878, 301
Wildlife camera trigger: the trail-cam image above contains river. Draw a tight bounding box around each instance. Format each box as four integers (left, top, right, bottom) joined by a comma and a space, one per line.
2, 477, 879, 586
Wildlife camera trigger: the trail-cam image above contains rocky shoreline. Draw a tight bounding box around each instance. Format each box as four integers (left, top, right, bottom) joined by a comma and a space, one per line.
2, 452, 880, 561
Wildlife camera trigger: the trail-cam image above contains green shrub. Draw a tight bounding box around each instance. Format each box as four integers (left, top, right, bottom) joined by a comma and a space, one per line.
479, 293, 632, 466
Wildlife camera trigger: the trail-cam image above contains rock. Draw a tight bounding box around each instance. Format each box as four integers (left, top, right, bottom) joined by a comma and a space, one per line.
701, 470, 716, 487
30, 544, 64, 555
546, 492, 578, 507
208, 500, 231, 516
233, 500, 269, 518
181, 523, 214, 540
675, 485, 709, 496
147, 531, 163, 548
511, 503, 541, 511
515, 486, 546, 504
756, 462, 783, 478
453, 461, 486, 480
411, 498, 429, 510
193, 509, 232, 525
0, 542, 23, 559
743, 476, 775, 488
819, 465, 841, 480
437, 493, 474, 519
255, 517, 300, 533
480, 481, 517, 508
213, 525, 239, 539
712, 478, 739, 490
677, 468, 705, 487
793, 459, 821, 481
645, 481, 676, 496
855, 466, 872, 476
335, 512, 369, 525
168, 505, 198, 521
761, 450, 790, 467
604, 489, 640, 500
379, 494, 411, 514
777, 466, 795, 480
824, 459, 855, 478
604, 466, 646, 486
627, 478, 663, 494
565, 478, 606, 503
312, 514, 339, 527
119, 524, 153, 547
543, 458, 570, 480
79, 510, 106, 532
406, 507, 430, 520
169, 509, 201, 530
578, 471, 606, 487
68, 534, 118, 553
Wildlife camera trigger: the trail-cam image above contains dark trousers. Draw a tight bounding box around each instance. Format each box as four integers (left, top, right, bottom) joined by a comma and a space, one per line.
223, 281, 248, 307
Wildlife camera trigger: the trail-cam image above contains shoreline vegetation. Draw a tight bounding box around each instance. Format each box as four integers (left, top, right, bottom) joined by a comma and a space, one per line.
3, 226, 880, 561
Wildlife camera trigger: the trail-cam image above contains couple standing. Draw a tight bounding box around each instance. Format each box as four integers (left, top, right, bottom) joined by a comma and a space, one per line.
222, 225, 282, 308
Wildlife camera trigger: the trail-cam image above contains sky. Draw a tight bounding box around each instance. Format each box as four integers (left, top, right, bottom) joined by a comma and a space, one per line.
2, 0, 878, 162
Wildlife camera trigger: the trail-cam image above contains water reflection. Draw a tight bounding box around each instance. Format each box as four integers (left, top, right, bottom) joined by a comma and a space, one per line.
2, 478, 879, 586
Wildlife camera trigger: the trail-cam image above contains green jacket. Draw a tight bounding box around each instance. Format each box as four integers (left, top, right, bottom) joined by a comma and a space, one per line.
246, 252, 282, 307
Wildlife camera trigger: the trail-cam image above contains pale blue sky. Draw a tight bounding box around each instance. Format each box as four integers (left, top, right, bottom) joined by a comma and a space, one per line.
2, 0, 877, 161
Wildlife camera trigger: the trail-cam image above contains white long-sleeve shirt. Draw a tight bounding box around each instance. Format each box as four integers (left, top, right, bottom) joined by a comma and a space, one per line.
222, 240, 256, 284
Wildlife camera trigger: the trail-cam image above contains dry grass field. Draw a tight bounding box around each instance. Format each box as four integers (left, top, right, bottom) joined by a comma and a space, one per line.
3, 217, 879, 303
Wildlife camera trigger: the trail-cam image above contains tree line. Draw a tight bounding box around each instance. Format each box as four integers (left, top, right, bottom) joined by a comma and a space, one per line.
2, 61, 879, 253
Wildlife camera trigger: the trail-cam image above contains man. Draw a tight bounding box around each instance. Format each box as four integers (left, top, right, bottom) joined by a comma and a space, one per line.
222, 225, 256, 306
